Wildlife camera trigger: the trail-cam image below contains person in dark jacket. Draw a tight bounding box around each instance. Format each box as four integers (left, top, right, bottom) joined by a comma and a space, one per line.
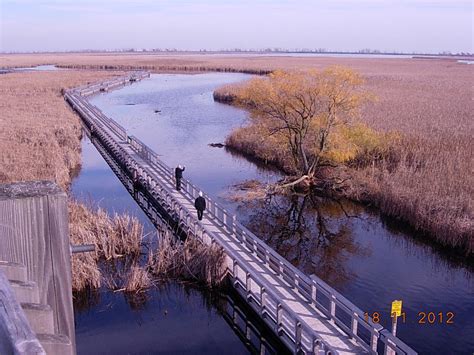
194, 191, 206, 221
175, 165, 185, 190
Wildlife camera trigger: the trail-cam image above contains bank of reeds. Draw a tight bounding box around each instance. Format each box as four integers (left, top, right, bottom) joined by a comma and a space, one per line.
147, 231, 226, 287
68, 200, 145, 291
55, 64, 271, 75
69, 201, 226, 291
0, 70, 120, 189
217, 71, 473, 255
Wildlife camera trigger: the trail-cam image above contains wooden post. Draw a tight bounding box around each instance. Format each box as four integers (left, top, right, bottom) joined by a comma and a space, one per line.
233, 261, 238, 280
351, 312, 359, 338
246, 272, 251, 295
0, 181, 75, 353
391, 315, 398, 336
232, 215, 237, 234
311, 280, 317, 305
330, 294, 336, 319
276, 304, 283, 329
0, 272, 45, 354
385, 316, 398, 355
260, 287, 266, 313
295, 321, 302, 349
370, 329, 379, 352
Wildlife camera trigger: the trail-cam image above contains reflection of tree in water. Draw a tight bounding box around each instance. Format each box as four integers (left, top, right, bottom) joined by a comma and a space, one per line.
237, 193, 370, 287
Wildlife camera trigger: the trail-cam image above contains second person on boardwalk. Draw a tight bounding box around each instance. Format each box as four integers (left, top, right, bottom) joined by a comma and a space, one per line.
175, 164, 185, 191
194, 191, 206, 221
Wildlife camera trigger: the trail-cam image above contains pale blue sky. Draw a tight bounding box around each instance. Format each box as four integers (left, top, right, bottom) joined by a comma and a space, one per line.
0, 0, 472, 53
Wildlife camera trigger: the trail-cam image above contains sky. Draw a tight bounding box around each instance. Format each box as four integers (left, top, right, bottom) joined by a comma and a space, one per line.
0, 0, 472, 53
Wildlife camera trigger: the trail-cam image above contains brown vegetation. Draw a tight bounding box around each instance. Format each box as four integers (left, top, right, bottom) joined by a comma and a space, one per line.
147, 231, 226, 287
217, 68, 473, 254
70, 201, 226, 292
1, 53, 471, 253
0, 52, 469, 76
68, 200, 145, 291
0, 70, 121, 189
0, 68, 226, 292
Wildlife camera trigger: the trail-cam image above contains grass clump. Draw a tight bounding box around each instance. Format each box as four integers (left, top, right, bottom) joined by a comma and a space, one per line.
69, 201, 227, 292
68, 200, 145, 291
148, 232, 226, 288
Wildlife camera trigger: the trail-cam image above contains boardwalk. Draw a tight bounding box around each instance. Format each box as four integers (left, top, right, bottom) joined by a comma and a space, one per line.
65, 72, 416, 355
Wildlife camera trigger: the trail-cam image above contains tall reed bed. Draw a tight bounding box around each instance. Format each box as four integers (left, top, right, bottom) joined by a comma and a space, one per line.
69, 201, 226, 292
0, 70, 121, 189
217, 66, 473, 254
147, 230, 226, 287
68, 200, 145, 291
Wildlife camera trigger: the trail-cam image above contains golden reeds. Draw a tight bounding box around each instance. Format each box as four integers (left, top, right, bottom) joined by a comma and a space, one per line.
0, 70, 121, 189
217, 66, 473, 254
68, 200, 145, 291
147, 231, 226, 287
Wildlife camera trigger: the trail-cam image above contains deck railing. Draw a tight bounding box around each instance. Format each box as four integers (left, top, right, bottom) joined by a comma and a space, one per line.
125, 133, 415, 355
65, 73, 416, 355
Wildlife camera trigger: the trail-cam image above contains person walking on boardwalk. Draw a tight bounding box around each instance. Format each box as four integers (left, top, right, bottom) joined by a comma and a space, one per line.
194, 191, 206, 221
175, 165, 185, 191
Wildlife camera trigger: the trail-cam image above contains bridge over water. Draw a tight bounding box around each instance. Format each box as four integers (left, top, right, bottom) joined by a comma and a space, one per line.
65, 72, 416, 355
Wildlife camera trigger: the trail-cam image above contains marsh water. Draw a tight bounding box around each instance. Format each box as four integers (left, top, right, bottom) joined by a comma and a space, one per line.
72, 73, 473, 354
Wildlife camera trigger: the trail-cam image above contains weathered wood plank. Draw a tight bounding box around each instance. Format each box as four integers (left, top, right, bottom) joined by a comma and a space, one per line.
0, 271, 46, 355
0, 181, 75, 354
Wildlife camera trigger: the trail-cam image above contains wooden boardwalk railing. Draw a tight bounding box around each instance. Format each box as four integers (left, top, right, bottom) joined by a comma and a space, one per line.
65, 72, 416, 355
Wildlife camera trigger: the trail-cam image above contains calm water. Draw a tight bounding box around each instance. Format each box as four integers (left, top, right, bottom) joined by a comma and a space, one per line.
73, 73, 473, 354
13, 64, 62, 71
74, 281, 290, 355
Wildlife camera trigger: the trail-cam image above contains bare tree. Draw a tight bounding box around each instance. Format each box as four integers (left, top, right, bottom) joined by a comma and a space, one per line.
237, 67, 365, 186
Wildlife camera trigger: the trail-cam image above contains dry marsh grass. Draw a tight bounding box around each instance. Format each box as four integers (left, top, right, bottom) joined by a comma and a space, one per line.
2, 53, 471, 254
148, 231, 226, 287
216, 65, 473, 254
0, 70, 121, 189
68, 200, 145, 291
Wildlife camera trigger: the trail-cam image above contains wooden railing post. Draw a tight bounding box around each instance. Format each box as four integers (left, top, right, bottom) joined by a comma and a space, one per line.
260, 287, 266, 312
295, 321, 302, 350
233, 260, 238, 279
276, 303, 283, 329
385, 337, 397, 355
311, 280, 317, 305
330, 294, 336, 319
246, 272, 251, 295
351, 311, 359, 338
371, 329, 379, 352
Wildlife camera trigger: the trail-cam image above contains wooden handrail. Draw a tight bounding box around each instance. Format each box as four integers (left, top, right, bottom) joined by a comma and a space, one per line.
65, 72, 417, 355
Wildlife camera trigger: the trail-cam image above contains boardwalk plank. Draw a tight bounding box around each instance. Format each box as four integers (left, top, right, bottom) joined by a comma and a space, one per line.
64, 73, 417, 355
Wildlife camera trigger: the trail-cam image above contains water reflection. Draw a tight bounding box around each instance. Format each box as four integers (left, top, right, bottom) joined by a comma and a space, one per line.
76, 72, 474, 354
238, 193, 370, 287
74, 280, 289, 355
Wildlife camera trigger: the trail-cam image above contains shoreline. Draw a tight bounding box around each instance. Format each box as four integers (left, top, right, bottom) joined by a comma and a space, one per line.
1, 57, 471, 256
213, 90, 473, 257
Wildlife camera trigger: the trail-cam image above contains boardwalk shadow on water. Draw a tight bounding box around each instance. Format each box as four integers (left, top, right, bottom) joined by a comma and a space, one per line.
73, 280, 290, 355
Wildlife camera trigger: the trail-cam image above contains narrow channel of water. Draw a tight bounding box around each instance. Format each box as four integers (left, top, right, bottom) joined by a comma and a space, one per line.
73, 73, 473, 354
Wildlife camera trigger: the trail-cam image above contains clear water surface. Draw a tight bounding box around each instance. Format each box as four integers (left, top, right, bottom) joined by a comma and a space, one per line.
72, 73, 474, 355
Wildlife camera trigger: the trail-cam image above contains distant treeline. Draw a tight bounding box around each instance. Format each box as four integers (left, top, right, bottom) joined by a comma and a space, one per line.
2, 49, 473, 57
56, 64, 272, 75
